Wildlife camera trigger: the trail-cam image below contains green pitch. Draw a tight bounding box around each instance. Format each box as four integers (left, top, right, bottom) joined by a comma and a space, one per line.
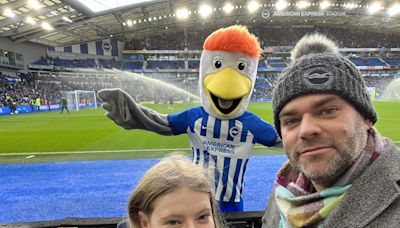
0, 101, 399, 163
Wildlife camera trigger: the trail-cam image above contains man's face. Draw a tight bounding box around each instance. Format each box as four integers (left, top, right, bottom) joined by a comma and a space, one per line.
279, 94, 372, 183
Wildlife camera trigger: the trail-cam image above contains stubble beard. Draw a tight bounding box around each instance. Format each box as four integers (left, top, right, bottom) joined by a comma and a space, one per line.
288, 118, 369, 184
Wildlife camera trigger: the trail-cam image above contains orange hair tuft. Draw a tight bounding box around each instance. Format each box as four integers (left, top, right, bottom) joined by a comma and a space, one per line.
203, 25, 261, 59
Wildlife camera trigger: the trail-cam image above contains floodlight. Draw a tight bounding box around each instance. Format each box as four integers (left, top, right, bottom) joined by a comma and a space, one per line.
127, 19, 133, 26
344, 3, 357, 9
199, 4, 212, 18
25, 16, 36, 25
3, 8, 16, 18
176, 8, 189, 19
223, 2, 234, 14
320, 0, 330, 10
388, 3, 400, 16
41, 22, 54, 31
368, 2, 382, 14
276, 0, 288, 10
247, 1, 260, 13
297, 0, 310, 9
27, 0, 42, 10
62, 16, 73, 23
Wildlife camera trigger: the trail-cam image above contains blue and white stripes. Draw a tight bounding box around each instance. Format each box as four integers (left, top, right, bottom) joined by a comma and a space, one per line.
168, 106, 277, 203
189, 113, 256, 202
48, 38, 120, 56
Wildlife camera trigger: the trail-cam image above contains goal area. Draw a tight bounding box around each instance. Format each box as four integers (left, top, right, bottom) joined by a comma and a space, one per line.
60, 90, 97, 111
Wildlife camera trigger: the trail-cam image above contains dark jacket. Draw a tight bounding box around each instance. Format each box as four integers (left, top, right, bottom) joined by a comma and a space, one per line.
262, 139, 400, 227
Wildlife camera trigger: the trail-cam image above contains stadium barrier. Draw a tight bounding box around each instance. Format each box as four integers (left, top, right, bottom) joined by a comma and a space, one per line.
0, 105, 61, 115
0, 211, 265, 228
0, 102, 98, 115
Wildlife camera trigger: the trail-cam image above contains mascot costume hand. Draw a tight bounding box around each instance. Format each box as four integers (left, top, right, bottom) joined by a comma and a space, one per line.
98, 25, 278, 212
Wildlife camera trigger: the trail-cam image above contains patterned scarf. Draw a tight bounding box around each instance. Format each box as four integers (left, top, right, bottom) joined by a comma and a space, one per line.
274, 129, 387, 228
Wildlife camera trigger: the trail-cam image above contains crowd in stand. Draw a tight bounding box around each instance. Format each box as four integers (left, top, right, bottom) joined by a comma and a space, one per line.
123, 26, 400, 50
31, 56, 122, 70
124, 31, 186, 50
2, 68, 398, 113
252, 75, 279, 101
0, 72, 65, 110
5, 25, 400, 112
0, 71, 101, 110
30, 26, 400, 73
364, 75, 400, 98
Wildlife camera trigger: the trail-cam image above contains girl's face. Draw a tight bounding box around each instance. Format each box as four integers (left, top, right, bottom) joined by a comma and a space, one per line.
139, 187, 215, 228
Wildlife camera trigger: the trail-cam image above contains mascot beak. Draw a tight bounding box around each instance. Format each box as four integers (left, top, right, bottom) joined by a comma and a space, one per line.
203, 67, 252, 117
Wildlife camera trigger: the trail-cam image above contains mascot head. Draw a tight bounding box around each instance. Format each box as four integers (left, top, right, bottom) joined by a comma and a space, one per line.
199, 25, 261, 119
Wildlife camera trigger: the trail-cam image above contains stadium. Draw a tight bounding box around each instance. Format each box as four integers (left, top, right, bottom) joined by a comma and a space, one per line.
0, 0, 399, 227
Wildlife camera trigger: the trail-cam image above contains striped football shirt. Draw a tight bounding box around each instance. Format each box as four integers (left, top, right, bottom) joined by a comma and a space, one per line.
168, 106, 277, 203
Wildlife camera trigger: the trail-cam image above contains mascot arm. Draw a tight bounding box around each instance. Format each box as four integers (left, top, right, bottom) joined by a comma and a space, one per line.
97, 88, 174, 136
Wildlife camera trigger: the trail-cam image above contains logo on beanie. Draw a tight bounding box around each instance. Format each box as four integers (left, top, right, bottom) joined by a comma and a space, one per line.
303, 66, 333, 86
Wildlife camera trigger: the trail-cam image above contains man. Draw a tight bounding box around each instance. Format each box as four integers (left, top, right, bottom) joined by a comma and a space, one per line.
29, 98, 35, 112
35, 96, 41, 112
262, 34, 400, 227
60, 98, 70, 114
7, 98, 16, 115
167, 96, 174, 110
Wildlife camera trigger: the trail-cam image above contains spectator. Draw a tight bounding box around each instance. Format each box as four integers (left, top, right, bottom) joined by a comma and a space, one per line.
7, 98, 16, 114
126, 155, 225, 228
262, 34, 400, 227
60, 98, 70, 114
35, 96, 41, 111
29, 98, 35, 112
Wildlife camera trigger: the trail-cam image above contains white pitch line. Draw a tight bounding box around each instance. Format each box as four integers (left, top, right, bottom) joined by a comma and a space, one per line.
0, 148, 191, 156
1, 142, 399, 156
0, 145, 267, 156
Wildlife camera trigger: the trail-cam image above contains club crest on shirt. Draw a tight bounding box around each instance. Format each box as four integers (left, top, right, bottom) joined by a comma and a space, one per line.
229, 126, 240, 138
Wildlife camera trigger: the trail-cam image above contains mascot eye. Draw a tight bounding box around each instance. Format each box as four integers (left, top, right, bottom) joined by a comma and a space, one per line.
214, 60, 222, 68
237, 61, 247, 70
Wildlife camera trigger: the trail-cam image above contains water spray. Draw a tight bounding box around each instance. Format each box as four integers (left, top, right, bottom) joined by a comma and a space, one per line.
106, 68, 200, 100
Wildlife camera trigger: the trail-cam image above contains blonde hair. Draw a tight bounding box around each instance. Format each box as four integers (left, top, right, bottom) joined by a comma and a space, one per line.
127, 155, 225, 228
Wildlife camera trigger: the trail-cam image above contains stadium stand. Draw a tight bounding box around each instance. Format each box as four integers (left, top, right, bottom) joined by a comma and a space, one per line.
121, 27, 400, 50
257, 60, 268, 70
5, 44, 400, 113
122, 61, 143, 71
98, 58, 122, 69
266, 58, 288, 68
188, 60, 200, 69
146, 60, 185, 70
382, 57, 400, 68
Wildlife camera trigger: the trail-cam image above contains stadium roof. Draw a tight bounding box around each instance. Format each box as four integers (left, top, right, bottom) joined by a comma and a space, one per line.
1, 0, 400, 46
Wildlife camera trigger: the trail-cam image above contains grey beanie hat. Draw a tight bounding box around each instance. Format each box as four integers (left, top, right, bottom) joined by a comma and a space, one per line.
272, 34, 377, 137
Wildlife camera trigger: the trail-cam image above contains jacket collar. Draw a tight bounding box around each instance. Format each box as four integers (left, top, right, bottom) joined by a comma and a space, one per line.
323, 140, 400, 227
